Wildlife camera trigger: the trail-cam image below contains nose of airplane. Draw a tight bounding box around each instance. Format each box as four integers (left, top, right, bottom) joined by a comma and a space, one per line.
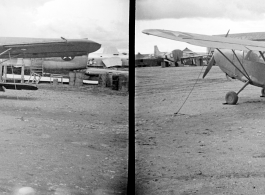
86, 40, 101, 53
61, 39, 101, 55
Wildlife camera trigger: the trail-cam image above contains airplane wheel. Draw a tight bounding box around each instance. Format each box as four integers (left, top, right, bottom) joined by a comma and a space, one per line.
225, 91, 238, 105
261, 88, 265, 97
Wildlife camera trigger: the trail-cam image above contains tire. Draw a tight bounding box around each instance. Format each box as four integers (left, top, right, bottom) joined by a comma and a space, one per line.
225, 91, 238, 105
261, 88, 265, 97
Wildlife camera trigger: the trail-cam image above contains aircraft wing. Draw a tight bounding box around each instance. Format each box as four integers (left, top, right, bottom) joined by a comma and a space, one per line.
0, 38, 101, 59
142, 29, 265, 51
0, 83, 37, 90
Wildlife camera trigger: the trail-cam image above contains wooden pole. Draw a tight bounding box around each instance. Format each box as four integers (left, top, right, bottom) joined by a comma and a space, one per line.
3, 65, 7, 82
98, 73, 107, 87
21, 64, 25, 83
0, 64, 3, 82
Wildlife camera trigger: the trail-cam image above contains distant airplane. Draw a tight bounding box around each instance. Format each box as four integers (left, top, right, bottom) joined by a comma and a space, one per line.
154, 45, 207, 66
143, 29, 265, 105
135, 52, 161, 67
0, 36, 101, 91
154, 45, 182, 66
87, 46, 128, 68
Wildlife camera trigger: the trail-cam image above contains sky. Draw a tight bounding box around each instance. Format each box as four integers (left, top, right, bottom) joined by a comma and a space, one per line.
0, 0, 129, 53
136, 0, 265, 54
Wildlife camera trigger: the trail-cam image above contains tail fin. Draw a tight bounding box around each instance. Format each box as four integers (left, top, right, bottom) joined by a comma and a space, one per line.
154, 45, 161, 57
103, 46, 119, 55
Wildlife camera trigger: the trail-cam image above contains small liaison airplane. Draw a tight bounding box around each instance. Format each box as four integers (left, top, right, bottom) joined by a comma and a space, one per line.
0, 36, 101, 91
143, 29, 265, 104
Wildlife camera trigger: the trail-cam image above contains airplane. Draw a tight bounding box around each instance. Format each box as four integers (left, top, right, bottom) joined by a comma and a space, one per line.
143, 29, 265, 105
154, 45, 207, 66
154, 45, 182, 66
87, 46, 128, 68
135, 52, 162, 67
0, 36, 101, 91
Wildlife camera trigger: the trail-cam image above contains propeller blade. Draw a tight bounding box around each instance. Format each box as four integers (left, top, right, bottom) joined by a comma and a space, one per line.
202, 55, 215, 78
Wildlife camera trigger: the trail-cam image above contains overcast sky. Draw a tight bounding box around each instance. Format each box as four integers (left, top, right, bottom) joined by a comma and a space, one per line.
136, 0, 265, 54
0, 0, 129, 53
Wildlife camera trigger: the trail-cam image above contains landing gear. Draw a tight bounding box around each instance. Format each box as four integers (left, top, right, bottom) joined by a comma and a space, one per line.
261, 88, 265, 97
224, 81, 250, 105
225, 91, 238, 105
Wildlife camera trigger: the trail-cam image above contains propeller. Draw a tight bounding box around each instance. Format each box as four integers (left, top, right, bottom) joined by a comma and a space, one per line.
202, 29, 230, 78
202, 55, 215, 78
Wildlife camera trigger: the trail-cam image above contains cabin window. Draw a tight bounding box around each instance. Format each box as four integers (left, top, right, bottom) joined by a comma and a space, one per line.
244, 51, 265, 63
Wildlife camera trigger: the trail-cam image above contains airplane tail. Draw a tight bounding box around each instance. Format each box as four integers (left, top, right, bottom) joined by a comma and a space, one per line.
103, 46, 119, 55
154, 45, 162, 57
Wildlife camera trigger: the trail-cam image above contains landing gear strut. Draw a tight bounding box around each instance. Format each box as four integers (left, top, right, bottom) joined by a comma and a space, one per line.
225, 81, 250, 105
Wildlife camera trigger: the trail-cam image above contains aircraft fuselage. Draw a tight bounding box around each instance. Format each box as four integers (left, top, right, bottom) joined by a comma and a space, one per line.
214, 49, 265, 88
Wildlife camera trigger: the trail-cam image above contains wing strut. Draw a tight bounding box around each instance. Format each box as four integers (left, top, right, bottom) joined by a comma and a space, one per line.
216, 48, 252, 83
0, 48, 12, 56
259, 51, 265, 62
231, 49, 251, 81
0, 48, 23, 65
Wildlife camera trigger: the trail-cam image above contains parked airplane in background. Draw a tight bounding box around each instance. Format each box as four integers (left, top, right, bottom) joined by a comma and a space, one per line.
0, 36, 101, 91
87, 46, 128, 68
154, 45, 207, 66
154, 45, 182, 66
143, 29, 265, 105
135, 52, 161, 67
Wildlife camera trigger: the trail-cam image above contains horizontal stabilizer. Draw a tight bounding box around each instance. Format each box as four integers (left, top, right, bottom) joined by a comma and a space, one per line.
102, 57, 122, 68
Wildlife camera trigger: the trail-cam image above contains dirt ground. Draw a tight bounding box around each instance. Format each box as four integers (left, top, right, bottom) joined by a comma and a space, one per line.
0, 84, 128, 194
135, 66, 265, 195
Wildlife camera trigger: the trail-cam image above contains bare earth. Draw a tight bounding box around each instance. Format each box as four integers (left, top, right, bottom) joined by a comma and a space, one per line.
0, 84, 128, 194
135, 66, 265, 195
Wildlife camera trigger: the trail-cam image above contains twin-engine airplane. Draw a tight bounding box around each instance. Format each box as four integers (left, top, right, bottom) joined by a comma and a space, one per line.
143, 29, 265, 105
0, 37, 100, 91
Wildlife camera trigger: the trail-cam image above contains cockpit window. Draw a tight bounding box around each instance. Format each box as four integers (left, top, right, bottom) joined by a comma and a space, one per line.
244, 50, 264, 63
